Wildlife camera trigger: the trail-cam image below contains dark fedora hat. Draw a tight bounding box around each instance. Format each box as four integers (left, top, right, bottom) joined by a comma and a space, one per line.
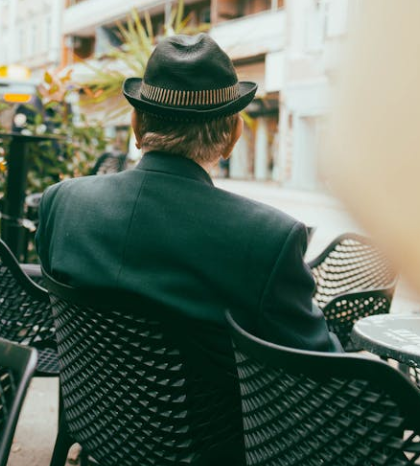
123, 33, 257, 120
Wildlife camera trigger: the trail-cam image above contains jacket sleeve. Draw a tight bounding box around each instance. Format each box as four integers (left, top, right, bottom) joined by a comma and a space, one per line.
257, 222, 343, 353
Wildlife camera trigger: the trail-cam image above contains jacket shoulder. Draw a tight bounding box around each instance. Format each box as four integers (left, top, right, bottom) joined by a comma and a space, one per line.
213, 186, 303, 240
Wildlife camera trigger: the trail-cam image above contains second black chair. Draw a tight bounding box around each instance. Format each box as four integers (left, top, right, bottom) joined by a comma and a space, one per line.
227, 310, 420, 466
308, 232, 398, 350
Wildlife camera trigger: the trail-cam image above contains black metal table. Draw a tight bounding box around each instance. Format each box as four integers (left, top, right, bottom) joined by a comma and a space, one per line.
351, 314, 420, 367
0, 132, 63, 260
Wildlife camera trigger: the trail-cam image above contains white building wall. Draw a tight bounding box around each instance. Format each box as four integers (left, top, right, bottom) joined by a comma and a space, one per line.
210, 8, 287, 180
230, 133, 251, 179
2, 0, 348, 189
0, 0, 63, 75
210, 9, 286, 62
280, 0, 349, 190
254, 117, 269, 181
0, 0, 10, 65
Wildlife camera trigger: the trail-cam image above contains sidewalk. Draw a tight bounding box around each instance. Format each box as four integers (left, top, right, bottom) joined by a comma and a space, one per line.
8, 180, 420, 466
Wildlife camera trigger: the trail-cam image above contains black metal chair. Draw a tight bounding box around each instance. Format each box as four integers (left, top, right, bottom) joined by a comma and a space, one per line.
226, 310, 420, 466
308, 232, 398, 350
91, 152, 127, 175
0, 338, 37, 466
43, 272, 244, 466
0, 239, 58, 376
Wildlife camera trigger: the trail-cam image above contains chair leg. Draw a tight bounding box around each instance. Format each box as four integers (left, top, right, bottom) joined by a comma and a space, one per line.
49, 416, 74, 466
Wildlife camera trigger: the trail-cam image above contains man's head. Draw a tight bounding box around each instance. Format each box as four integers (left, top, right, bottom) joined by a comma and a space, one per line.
123, 33, 256, 166
131, 110, 243, 166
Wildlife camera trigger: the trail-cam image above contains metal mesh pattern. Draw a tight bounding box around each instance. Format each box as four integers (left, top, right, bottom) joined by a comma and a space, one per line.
408, 366, 420, 389
310, 235, 396, 308
91, 153, 127, 176
324, 291, 393, 350
234, 348, 420, 466
309, 234, 397, 351
50, 293, 243, 466
0, 265, 58, 375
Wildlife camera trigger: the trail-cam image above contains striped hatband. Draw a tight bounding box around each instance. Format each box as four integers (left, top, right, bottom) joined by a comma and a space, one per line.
140, 82, 241, 108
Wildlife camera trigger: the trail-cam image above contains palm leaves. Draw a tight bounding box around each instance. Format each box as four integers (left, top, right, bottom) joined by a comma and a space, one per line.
78, 0, 207, 118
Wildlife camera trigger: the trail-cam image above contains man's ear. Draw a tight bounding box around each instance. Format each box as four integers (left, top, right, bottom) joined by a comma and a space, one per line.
131, 110, 142, 149
221, 115, 243, 160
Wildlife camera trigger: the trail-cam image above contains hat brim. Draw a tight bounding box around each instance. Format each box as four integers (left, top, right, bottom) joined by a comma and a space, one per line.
123, 77, 258, 120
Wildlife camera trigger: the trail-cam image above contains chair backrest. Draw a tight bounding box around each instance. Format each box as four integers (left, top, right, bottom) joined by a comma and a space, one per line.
44, 272, 244, 466
323, 287, 395, 351
227, 310, 420, 466
0, 338, 37, 466
308, 232, 397, 308
0, 239, 54, 348
90, 152, 127, 175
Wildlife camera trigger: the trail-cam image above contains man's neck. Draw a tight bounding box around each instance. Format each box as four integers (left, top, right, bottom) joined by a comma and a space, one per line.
142, 147, 217, 175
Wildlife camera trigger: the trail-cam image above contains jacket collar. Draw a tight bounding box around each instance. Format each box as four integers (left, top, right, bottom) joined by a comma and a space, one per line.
136, 151, 214, 186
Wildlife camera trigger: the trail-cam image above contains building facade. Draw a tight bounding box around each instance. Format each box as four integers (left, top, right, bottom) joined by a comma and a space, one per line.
0, 0, 62, 77
62, 0, 286, 181
280, 0, 350, 190
0, 0, 353, 190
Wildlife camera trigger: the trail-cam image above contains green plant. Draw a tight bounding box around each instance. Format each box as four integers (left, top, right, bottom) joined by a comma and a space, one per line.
78, 1, 209, 119
0, 71, 108, 203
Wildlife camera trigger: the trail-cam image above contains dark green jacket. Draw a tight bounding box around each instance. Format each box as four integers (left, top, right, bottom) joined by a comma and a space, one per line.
37, 151, 338, 351
36, 151, 341, 464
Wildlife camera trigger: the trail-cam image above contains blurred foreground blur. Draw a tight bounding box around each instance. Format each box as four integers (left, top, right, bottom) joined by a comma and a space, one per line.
322, 0, 420, 296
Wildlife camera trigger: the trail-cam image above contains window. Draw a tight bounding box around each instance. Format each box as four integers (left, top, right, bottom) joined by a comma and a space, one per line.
326, 0, 349, 37
18, 28, 25, 60
30, 23, 37, 56
44, 15, 51, 52
305, 0, 328, 52
0, 42, 6, 64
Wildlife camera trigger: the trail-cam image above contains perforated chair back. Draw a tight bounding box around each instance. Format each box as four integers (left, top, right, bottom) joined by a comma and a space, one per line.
308, 233, 398, 350
308, 233, 397, 307
0, 240, 58, 375
0, 338, 37, 466
227, 310, 420, 466
45, 273, 244, 466
91, 152, 127, 175
323, 287, 395, 350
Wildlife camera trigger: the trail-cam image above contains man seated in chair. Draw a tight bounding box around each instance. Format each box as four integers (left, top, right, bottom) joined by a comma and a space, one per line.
36, 33, 341, 354
36, 33, 341, 465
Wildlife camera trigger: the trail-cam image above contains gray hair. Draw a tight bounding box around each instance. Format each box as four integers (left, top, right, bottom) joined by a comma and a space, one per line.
135, 111, 238, 165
